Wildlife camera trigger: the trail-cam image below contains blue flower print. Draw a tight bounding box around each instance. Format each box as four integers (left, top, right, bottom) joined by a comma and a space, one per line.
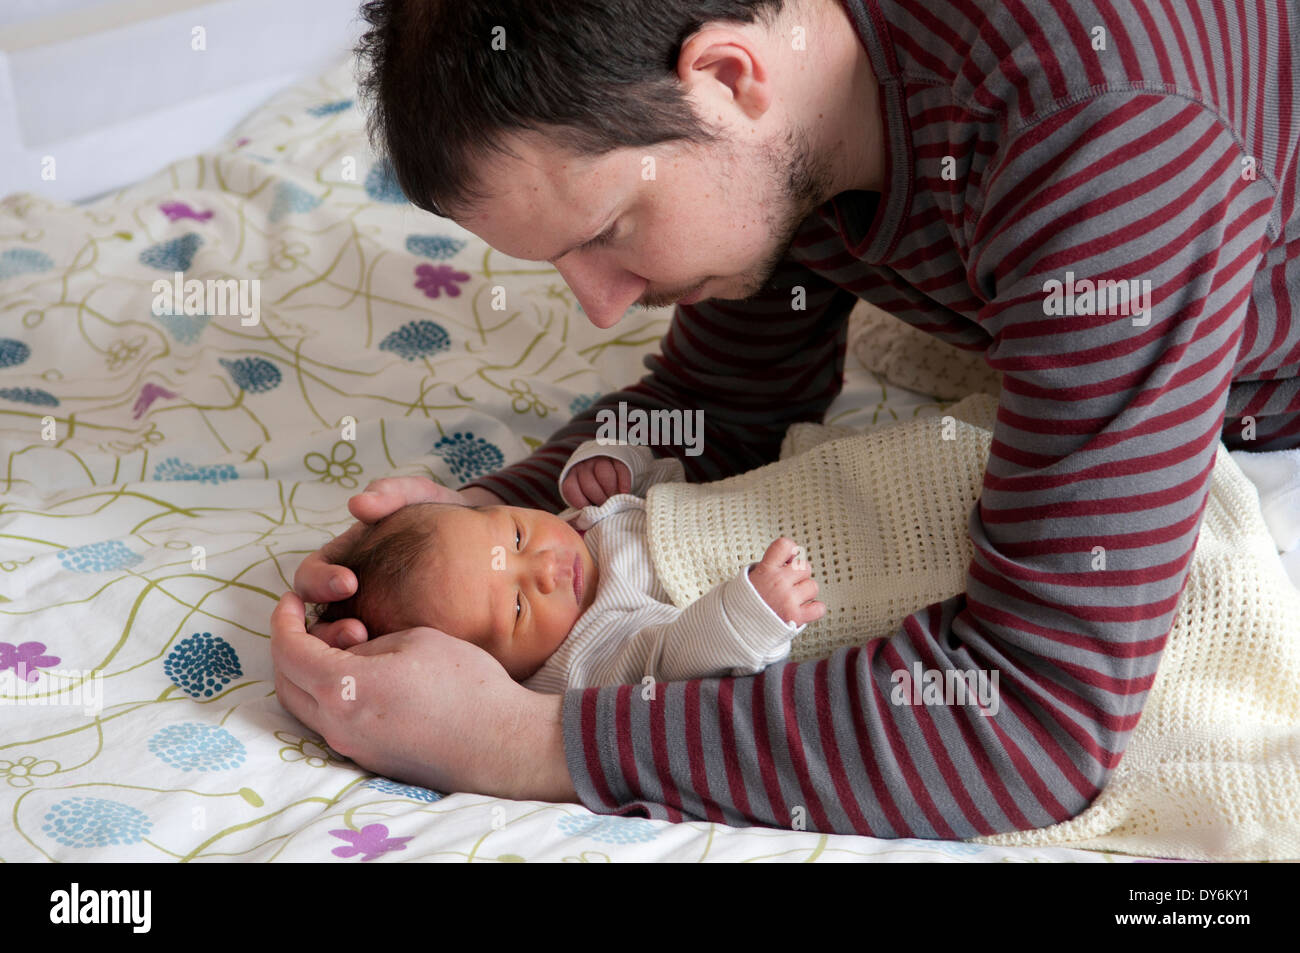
569, 392, 602, 416
364, 778, 443, 803
307, 99, 353, 117
153, 457, 238, 485
432, 431, 504, 483
43, 797, 152, 848
219, 357, 281, 393
556, 814, 660, 845
164, 632, 243, 699
149, 723, 247, 771
0, 338, 30, 368
378, 320, 451, 361
0, 387, 58, 407
405, 234, 466, 260
57, 541, 142, 573
364, 159, 408, 204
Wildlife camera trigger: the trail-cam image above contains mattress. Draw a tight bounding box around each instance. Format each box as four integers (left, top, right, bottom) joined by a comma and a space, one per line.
0, 55, 1161, 862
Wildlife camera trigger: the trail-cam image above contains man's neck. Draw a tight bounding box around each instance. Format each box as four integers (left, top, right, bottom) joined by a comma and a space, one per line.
804, 0, 886, 198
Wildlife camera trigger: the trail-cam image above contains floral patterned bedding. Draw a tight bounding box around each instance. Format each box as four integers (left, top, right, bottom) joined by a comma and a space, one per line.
0, 56, 1153, 863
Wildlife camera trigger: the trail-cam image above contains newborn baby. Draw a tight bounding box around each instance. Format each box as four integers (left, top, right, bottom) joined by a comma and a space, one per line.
316, 440, 824, 692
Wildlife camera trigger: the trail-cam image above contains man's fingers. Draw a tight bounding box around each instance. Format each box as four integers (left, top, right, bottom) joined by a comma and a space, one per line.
293, 552, 356, 604
293, 519, 370, 602
308, 616, 369, 650
271, 592, 358, 702
349, 476, 452, 522
274, 666, 322, 736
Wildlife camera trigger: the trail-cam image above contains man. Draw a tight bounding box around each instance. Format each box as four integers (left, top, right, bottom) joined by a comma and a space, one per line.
272, 0, 1300, 837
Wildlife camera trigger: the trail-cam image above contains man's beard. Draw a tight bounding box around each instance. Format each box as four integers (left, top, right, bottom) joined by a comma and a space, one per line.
728, 125, 835, 301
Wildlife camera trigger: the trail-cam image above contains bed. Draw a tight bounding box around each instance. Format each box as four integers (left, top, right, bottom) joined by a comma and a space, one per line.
0, 53, 1196, 863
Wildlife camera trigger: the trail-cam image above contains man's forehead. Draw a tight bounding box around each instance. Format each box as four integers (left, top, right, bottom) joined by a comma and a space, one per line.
460, 135, 623, 259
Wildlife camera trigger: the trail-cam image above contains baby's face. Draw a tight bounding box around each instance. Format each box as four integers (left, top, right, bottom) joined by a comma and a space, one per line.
412, 504, 599, 680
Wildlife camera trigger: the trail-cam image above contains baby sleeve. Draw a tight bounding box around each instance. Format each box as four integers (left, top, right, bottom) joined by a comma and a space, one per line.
575, 567, 801, 687
557, 440, 686, 498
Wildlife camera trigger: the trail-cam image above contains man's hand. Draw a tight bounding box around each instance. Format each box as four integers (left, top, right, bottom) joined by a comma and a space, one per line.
270, 592, 576, 801
294, 477, 503, 645
561, 456, 631, 508
747, 538, 826, 626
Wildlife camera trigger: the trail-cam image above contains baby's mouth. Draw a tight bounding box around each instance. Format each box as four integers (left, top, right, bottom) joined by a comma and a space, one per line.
572, 554, 583, 605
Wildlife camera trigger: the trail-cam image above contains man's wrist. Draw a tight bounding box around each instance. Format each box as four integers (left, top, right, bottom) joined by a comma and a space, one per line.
496, 688, 576, 802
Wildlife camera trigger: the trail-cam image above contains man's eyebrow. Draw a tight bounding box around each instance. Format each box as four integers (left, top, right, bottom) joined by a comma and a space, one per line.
545, 217, 616, 264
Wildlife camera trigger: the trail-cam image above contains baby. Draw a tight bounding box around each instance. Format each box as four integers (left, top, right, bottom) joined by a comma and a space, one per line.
316, 440, 825, 692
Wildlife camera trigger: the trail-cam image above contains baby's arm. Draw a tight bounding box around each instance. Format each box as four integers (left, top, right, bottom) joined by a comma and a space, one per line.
577, 544, 822, 686
559, 441, 683, 507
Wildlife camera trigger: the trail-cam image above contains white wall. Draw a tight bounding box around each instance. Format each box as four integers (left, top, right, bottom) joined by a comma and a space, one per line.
0, 0, 365, 203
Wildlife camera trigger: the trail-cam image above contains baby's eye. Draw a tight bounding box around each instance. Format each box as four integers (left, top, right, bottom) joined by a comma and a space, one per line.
514, 521, 521, 551
515, 593, 522, 618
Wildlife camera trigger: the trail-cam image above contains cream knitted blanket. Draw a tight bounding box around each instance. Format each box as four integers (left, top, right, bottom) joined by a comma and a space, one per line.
645, 394, 1300, 860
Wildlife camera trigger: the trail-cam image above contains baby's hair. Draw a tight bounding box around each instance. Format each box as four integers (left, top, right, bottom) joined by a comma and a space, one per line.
314, 501, 472, 637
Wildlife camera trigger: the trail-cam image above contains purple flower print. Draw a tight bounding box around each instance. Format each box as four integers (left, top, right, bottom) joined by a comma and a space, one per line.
0, 642, 61, 683
328, 823, 413, 861
133, 382, 178, 419
159, 201, 213, 223
413, 263, 470, 299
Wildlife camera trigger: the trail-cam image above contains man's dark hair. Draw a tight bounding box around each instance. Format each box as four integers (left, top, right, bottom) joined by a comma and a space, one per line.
315, 502, 465, 636
354, 0, 788, 219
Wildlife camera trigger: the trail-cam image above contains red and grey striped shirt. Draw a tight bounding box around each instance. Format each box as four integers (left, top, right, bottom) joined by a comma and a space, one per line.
465, 0, 1300, 836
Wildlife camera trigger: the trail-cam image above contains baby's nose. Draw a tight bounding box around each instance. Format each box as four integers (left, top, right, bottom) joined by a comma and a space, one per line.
534, 551, 561, 593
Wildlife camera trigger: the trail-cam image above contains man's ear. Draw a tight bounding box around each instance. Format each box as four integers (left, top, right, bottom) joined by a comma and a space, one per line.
675, 25, 774, 122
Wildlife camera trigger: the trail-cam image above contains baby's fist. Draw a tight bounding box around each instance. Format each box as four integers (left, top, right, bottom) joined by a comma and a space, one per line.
562, 455, 631, 508
747, 538, 826, 627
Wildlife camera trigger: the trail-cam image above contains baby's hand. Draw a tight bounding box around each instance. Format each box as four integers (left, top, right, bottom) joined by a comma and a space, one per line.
562, 455, 631, 508
747, 538, 826, 627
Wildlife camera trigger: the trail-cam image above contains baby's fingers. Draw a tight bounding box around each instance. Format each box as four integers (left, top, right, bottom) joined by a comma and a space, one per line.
760, 537, 801, 570
593, 458, 623, 498
791, 600, 827, 626
561, 471, 590, 509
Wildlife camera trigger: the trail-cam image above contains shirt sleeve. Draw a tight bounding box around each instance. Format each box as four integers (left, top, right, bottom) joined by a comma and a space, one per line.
462, 262, 859, 512
557, 441, 685, 498
574, 569, 799, 687
558, 93, 1278, 835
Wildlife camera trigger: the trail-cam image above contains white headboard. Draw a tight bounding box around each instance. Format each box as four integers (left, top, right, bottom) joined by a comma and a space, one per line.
0, 0, 366, 204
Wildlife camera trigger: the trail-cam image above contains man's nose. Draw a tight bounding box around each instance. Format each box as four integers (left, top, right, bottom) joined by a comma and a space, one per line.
554, 260, 640, 329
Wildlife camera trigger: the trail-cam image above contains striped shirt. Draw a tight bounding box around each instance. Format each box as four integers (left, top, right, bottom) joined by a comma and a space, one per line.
464, 0, 1300, 836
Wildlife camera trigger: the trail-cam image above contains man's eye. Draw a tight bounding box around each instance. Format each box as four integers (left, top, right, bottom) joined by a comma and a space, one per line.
514, 523, 521, 550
